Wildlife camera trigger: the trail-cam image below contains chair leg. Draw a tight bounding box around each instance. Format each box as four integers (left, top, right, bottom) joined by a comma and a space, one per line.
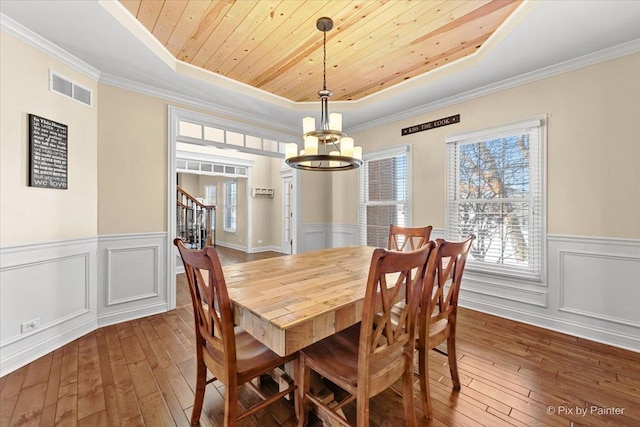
190, 358, 207, 425
223, 382, 239, 427
297, 354, 310, 427
293, 357, 301, 423
402, 356, 416, 427
418, 345, 433, 419
447, 336, 461, 391
355, 389, 369, 427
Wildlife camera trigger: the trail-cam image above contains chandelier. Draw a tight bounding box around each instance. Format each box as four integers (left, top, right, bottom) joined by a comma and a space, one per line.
285, 17, 362, 171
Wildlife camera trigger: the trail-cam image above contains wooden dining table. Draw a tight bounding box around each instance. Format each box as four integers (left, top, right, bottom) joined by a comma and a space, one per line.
222, 245, 378, 357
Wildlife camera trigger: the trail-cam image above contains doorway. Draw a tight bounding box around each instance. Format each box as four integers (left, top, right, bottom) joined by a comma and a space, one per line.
167, 106, 299, 310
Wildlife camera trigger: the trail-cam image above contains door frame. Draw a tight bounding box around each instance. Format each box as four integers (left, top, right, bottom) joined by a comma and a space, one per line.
280, 169, 299, 255
167, 105, 298, 310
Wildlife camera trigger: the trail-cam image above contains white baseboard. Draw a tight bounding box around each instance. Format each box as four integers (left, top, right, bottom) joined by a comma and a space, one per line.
0, 317, 96, 378
460, 296, 640, 352
250, 245, 284, 254
214, 241, 247, 252
97, 302, 168, 328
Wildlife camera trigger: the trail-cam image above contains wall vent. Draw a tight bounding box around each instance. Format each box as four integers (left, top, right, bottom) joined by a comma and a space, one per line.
50, 70, 92, 107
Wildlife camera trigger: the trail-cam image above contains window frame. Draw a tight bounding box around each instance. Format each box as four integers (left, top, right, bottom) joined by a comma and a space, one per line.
359, 145, 412, 247
223, 180, 237, 233
445, 117, 546, 282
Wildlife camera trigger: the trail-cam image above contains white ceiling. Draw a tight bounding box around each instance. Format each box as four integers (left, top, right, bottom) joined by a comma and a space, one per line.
2, 0, 640, 137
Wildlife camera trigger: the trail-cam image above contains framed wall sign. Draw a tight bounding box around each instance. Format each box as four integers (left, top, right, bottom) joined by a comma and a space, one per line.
401, 114, 460, 136
29, 114, 68, 189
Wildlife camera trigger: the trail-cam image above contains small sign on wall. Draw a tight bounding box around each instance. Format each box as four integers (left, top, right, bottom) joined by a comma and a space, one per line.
401, 114, 460, 136
29, 114, 68, 189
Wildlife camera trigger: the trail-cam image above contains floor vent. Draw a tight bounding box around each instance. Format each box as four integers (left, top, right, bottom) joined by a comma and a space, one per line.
50, 70, 92, 107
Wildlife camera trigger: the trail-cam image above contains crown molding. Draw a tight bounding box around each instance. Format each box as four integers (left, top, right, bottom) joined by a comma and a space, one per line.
99, 72, 299, 136
0, 13, 100, 81
350, 38, 640, 133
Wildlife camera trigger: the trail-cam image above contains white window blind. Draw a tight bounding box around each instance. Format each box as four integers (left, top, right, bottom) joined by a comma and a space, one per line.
223, 181, 237, 233
359, 146, 411, 248
446, 118, 545, 281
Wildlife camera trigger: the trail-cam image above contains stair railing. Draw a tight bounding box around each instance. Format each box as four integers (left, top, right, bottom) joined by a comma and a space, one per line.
177, 186, 216, 249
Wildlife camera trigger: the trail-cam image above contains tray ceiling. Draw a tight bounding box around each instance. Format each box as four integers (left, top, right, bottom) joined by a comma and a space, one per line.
119, 0, 521, 102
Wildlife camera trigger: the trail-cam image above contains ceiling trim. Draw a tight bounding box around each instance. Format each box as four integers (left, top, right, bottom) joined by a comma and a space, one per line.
350, 37, 640, 133
99, 73, 299, 136
4, 7, 638, 136
0, 13, 100, 81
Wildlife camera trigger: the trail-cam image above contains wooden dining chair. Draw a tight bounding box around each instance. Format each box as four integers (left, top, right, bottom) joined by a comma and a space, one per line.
416, 235, 475, 419
296, 243, 436, 427
174, 238, 298, 426
387, 224, 433, 252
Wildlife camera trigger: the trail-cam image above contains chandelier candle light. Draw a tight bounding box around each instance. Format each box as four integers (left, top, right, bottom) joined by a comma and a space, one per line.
285, 17, 363, 171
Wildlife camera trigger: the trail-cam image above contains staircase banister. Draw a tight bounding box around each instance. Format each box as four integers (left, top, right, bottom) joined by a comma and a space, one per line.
177, 185, 216, 209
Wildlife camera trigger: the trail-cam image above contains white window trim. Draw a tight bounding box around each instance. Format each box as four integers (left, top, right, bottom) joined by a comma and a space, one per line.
172, 106, 296, 159
223, 180, 237, 234
445, 116, 547, 283
359, 144, 412, 246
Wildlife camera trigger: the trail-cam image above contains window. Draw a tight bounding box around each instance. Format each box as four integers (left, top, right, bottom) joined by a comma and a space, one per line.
359, 146, 411, 248
204, 185, 216, 206
223, 181, 237, 233
446, 118, 545, 281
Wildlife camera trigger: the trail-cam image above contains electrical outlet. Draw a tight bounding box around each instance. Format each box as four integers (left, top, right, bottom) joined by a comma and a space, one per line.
21, 318, 40, 333
258, 239, 263, 244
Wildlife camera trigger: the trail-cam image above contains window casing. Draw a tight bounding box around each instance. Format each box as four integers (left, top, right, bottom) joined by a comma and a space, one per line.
359, 146, 411, 248
223, 181, 237, 233
446, 118, 545, 281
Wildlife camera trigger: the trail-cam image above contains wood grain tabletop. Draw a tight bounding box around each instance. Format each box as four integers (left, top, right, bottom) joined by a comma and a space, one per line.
223, 246, 377, 356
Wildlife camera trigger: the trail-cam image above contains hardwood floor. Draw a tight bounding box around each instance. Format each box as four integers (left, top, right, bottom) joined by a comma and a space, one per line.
2, 246, 639, 426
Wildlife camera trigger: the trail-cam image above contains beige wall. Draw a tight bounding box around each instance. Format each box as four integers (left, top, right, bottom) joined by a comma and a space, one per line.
177, 173, 200, 196
348, 53, 640, 239
98, 84, 166, 234
300, 172, 332, 224
0, 33, 98, 246
331, 169, 359, 224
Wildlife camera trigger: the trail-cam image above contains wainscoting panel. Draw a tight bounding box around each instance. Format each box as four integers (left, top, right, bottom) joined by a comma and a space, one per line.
460, 234, 640, 352
300, 224, 330, 252
558, 249, 640, 327
98, 233, 168, 327
0, 238, 98, 376
331, 224, 359, 248
106, 245, 159, 305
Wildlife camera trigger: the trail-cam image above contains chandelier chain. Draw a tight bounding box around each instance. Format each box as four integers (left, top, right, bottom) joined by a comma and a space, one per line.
322, 29, 327, 91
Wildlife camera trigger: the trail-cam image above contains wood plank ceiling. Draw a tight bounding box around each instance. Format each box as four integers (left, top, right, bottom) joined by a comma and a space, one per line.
119, 0, 521, 102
